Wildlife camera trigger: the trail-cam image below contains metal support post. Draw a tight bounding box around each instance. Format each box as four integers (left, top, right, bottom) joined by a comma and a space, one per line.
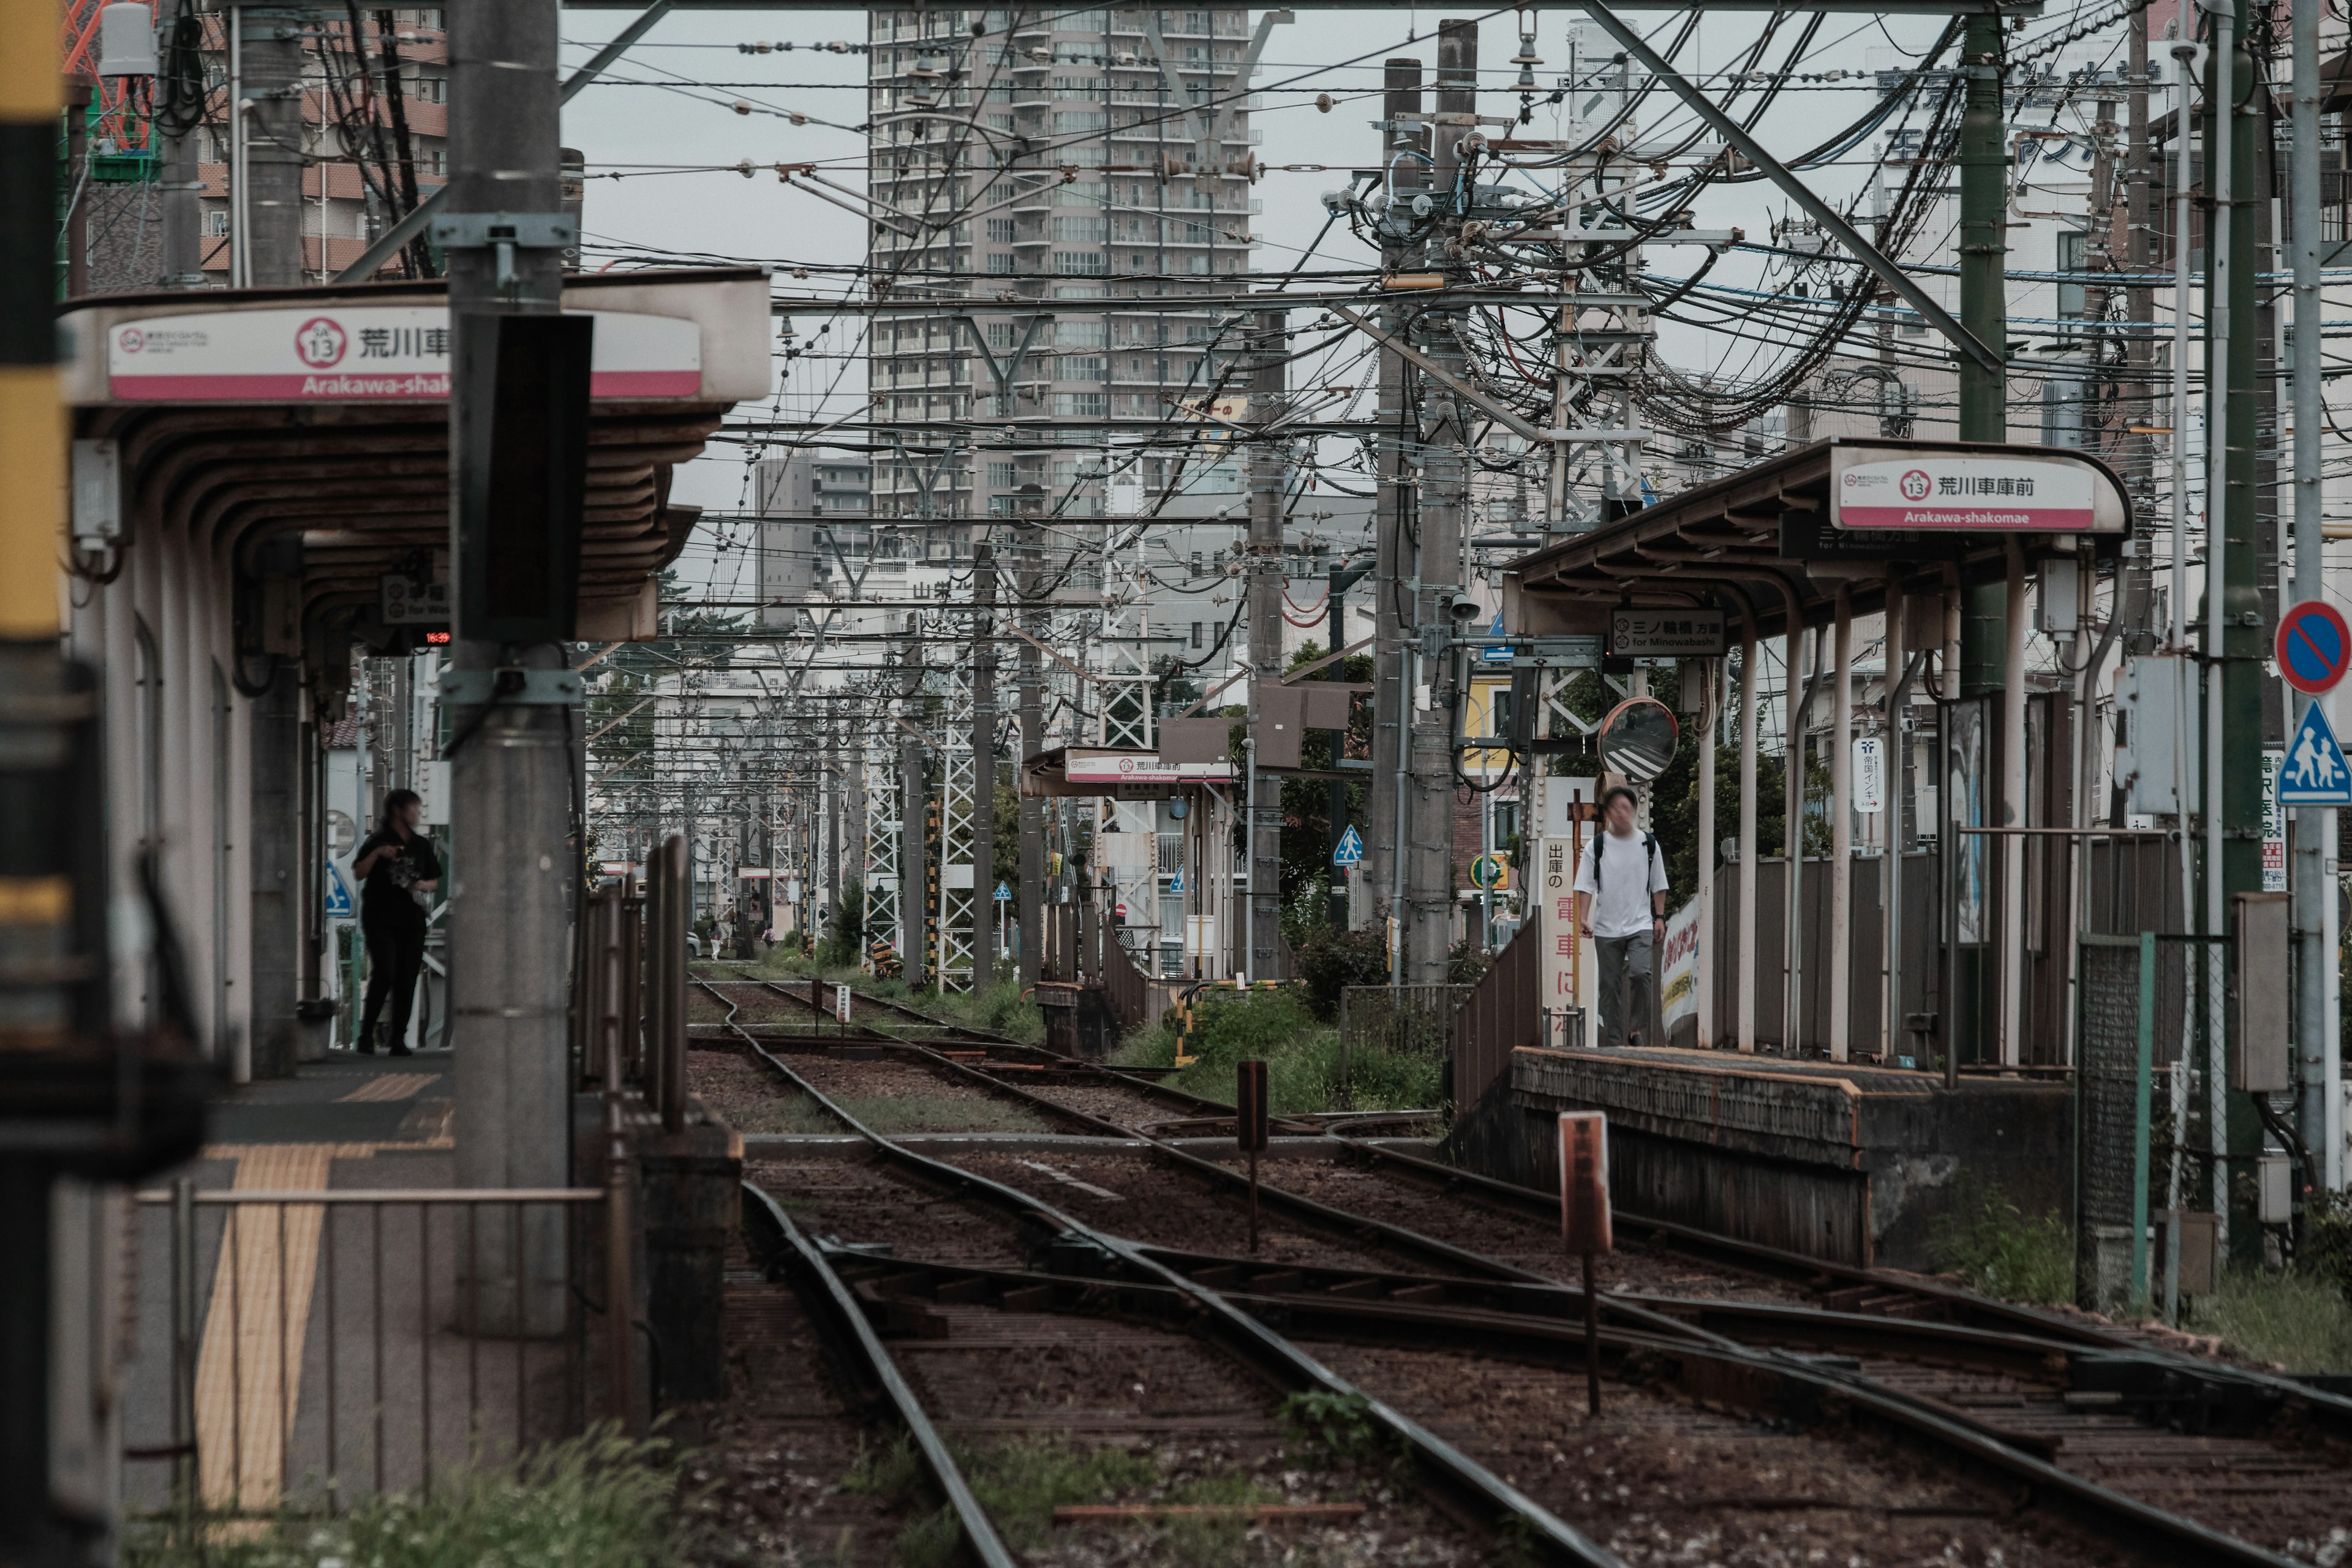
1830, 587, 1853, 1061
1017, 521, 1046, 988
2000, 541, 2027, 1066
1737, 627, 1759, 1053
1882, 578, 1907, 1061
448, 0, 571, 1337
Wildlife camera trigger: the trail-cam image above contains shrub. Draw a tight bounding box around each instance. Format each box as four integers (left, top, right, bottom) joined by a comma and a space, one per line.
1295, 924, 1389, 1020
1928, 1179, 2074, 1306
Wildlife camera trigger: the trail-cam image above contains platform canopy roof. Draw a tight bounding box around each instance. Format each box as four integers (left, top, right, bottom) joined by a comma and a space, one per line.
1502, 437, 2132, 643
56, 267, 771, 713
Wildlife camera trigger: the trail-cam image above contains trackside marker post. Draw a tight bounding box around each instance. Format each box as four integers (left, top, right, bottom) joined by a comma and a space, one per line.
1237, 1060, 1270, 1254
1559, 1111, 1613, 1415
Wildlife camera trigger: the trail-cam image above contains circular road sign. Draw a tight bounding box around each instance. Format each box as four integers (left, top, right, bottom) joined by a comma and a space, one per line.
2276, 600, 2352, 695
1470, 853, 1509, 890
1599, 696, 1681, 783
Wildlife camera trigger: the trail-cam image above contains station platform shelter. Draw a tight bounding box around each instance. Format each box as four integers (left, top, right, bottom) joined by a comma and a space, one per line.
1453, 437, 2137, 1269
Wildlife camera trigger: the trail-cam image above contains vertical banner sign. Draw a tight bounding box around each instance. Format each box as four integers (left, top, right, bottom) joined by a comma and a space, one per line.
835, 984, 853, 1025
1237, 1060, 1270, 1254
1559, 1110, 1612, 1417
2263, 747, 2286, 893
1540, 835, 1583, 1045
1657, 900, 1703, 1041
1852, 734, 1886, 815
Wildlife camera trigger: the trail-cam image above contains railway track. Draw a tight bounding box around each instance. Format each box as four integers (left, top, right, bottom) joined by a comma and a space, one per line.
692, 980, 2346, 1566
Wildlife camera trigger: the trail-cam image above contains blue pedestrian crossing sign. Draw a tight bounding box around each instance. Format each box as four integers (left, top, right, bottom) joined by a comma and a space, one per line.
1332, 824, 1365, 867
324, 863, 354, 918
1169, 866, 1187, 893
2279, 702, 2352, 805
993, 881, 1012, 902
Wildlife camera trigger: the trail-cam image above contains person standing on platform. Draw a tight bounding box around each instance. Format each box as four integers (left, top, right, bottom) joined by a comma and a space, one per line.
1573, 784, 1669, 1049
352, 788, 440, 1055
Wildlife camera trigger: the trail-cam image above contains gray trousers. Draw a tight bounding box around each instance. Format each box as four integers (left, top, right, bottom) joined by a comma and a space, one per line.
1595, 932, 1655, 1049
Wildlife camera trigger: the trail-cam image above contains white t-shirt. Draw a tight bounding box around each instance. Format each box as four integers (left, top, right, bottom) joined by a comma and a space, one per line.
1571, 828, 1670, 939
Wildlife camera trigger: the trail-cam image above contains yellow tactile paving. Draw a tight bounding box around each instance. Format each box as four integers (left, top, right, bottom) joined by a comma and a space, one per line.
336, 1072, 442, 1103
192, 1143, 375, 1512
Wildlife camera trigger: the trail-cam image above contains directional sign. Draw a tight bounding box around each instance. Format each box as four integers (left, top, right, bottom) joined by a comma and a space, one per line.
324, 863, 354, 919
993, 881, 1012, 902
1470, 853, 1509, 890
2276, 600, 2352, 695
1480, 612, 1512, 663
1332, 824, 1365, 868
2278, 701, 2352, 805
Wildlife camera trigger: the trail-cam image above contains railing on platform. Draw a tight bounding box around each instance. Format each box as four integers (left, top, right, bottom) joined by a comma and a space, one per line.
124, 1184, 615, 1519
1338, 983, 1466, 1106
1451, 914, 1548, 1111
1101, 928, 1149, 1033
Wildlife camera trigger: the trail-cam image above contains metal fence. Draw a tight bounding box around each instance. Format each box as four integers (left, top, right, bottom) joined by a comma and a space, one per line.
1338, 984, 1466, 1104
124, 1185, 612, 1520
2076, 935, 2154, 1313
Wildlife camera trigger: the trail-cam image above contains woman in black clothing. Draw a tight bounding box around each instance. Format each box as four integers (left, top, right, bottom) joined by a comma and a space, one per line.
352, 788, 440, 1055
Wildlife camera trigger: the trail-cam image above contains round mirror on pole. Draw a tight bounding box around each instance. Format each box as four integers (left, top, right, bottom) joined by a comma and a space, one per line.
1597, 696, 1679, 783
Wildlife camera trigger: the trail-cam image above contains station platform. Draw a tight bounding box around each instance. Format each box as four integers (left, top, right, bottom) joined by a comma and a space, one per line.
114, 1050, 595, 1518
1444, 1044, 2071, 1270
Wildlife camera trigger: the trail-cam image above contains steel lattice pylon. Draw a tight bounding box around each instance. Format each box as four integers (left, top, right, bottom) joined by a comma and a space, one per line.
863, 742, 902, 972
934, 674, 977, 990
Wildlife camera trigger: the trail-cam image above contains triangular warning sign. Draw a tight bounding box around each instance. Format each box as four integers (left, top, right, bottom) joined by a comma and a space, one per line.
2279, 702, 2352, 805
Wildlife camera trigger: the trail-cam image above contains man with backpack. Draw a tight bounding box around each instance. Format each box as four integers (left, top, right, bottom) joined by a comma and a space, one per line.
1572, 784, 1670, 1049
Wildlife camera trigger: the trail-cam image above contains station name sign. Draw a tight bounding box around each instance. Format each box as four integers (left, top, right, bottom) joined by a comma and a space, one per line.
1830, 447, 2127, 534
106, 307, 703, 402
1608, 608, 1725, 658
1063, 750, 1235, 785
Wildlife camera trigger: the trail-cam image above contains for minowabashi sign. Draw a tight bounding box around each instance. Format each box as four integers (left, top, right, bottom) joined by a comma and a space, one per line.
1831, 449, 2125, 533
106, 307, 703, 402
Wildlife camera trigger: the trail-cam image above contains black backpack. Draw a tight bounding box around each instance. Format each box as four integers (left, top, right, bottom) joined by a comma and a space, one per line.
1591, 830, 1656, 894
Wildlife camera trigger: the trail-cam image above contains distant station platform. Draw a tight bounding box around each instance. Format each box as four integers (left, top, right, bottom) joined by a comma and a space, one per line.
1448, 1044, 2069, 1271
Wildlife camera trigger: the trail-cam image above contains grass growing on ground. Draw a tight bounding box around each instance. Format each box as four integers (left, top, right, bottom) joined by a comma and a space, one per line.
2189, 1269, 2352, 1373
834, 1095, 1050, 1135
749, 951, 1046, 1043
124, 1425, 694, 1568
1110, 986, 1443, 1115
1928, 1180, 2075, 1306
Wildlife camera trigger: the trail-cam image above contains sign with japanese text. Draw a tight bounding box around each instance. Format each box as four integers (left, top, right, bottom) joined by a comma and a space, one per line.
1830, 447, 2125, 533
1064, 750, 1235, 785
1657, 899, 1701, 1038
1539, 834, 1586, 1045
2263, 747, 2286, 892
1853, 734, 1886, 815
1608, 608, 1725, 658
106, 307, 703, 402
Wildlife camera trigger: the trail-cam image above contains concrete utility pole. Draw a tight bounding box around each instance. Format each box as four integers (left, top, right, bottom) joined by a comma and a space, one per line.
1401, 19, 1478, 985
236, 2, 309, 287
2290, 0, 2341, 1189
236, 4, 310, 1079
446, 0, 571, 1334
1245, 310, 1287, 982
1366, 55, 1424, 954
970, 540, 997, 981
1017, 518, 1045, 987
2199, 0, 2267, 1249
900, 679, 927, 989
1952, 10, 2012, 1065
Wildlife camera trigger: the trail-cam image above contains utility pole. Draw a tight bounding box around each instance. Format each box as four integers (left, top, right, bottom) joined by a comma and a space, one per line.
445, 0, 573, 1334
1017, 514, 1045, 987
971, 540, 997, 981
899, 671, 927, 990
1401, 19, 1477, 986
1953, 10, 2012, 1065
1245, 310, 1287, 982
238, 2, 309, 287
1367, 55, 1423, 955
2290, 0, 2340, 1191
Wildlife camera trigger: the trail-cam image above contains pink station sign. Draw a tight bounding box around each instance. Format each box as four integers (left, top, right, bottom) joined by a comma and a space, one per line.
107, 306, 703, 402
1833, 454, 2104, 533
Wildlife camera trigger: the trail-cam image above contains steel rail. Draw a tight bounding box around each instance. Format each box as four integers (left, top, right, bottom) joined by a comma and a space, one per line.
705, 987, 1631, 1567
827, 1251, 2307, 1568
737, 1181, 1018, 1568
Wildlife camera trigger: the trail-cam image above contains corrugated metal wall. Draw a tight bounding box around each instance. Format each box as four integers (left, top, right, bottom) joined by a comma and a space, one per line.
1451, 909, 1544, 1109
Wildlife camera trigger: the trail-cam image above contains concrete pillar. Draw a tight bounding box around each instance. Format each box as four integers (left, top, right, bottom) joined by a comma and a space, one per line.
1784, 624, 1806, 1054
1695, 652, 1719, 1049
1366, 55, 1423, 937
1245, 311, 1287, 981
1017, 522, 1045, 987
447, 0, 570, 1336
246, 669, 300, 1077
